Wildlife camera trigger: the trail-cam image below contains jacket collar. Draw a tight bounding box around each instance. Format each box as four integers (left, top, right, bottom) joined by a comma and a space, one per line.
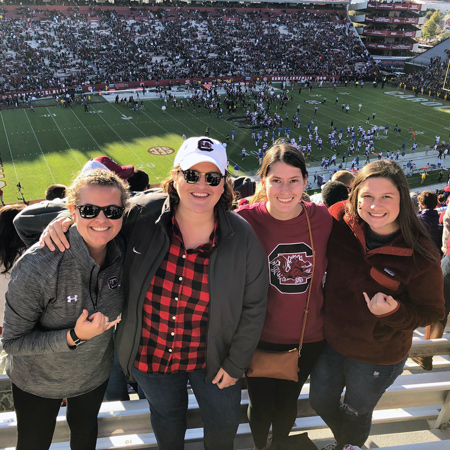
341, 206, 413, 257
156, 196, 234, 247
67, 225, 123, 267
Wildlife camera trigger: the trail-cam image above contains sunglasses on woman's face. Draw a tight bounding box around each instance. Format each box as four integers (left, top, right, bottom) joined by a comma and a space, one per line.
180, 169, 224, 187
76, 204, 125, 220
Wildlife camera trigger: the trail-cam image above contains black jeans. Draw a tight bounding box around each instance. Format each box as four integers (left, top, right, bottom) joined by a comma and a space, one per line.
12, 379, 108, 450
246, 340, 325, 449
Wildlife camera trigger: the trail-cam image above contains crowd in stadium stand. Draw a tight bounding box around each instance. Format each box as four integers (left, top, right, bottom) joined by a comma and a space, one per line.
0, 6, 376, 95
397, 56, 450, 96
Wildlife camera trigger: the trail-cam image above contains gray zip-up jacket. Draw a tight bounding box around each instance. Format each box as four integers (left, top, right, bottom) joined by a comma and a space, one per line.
2, 226, 124, 399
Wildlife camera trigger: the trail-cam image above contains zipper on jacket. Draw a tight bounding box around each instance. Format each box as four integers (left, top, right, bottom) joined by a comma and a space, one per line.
89, 266, 98, 312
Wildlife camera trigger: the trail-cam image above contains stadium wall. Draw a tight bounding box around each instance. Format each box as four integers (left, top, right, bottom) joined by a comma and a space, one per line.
5, 75, 340, 99
0, 4, 348, 19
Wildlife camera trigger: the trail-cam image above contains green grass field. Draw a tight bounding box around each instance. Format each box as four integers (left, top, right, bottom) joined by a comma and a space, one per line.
1, 84, 449, 204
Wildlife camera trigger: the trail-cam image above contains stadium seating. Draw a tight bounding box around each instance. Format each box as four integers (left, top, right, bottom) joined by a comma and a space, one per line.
0, 5, 375, 97
0, 335, 449, 449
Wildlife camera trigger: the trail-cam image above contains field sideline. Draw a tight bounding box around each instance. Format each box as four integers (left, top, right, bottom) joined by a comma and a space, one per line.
0, 84, 449, 204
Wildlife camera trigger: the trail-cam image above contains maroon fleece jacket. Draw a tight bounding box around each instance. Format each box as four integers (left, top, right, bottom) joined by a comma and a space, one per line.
324, 201, 445, 365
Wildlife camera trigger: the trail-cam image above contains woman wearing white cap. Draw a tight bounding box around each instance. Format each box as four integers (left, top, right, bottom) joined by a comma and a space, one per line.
31, 137, 269, 450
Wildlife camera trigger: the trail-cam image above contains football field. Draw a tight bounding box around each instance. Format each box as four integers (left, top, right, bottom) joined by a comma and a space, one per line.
0, 84, 449, 204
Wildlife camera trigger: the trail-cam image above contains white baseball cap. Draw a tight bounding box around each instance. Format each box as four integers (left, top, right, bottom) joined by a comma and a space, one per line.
174, 137, 227, 175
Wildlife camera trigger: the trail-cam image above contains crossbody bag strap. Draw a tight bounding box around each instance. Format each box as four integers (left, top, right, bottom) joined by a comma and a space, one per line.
297, 202, 315, 357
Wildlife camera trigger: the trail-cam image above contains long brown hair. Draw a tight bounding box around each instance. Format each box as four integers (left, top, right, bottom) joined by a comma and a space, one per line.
0, 204, 26, 274
347, 160, 437, 261
161, 166, 235, 211
251, 142, 308, 204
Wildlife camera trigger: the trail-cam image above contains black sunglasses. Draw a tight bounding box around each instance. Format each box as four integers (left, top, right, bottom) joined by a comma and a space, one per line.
76, 204, 125, 220
180, 169, 224, 187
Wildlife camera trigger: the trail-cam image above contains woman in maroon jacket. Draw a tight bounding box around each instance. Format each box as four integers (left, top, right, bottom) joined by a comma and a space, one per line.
310, 160, 445, 450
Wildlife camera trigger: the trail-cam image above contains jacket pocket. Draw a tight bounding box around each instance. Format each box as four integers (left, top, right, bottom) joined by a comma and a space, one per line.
370, 267, 400, 292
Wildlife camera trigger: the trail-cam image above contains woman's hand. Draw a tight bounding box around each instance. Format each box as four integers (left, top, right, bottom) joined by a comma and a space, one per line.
40, 217, 73, 252
363, 291, 398, 316
212, 368, 238, 389
66, 309, 121, 345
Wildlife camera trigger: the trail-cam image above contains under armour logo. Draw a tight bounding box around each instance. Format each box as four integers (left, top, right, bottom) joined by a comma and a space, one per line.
67, 295, 78, 303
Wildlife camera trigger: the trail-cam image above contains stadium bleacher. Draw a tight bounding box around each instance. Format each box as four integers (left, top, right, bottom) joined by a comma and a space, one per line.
0, 4, 375, 98
1, 330, 449, 449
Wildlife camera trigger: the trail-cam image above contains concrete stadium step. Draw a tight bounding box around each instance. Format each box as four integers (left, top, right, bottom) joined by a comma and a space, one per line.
0, 407, 447, 450
1, 370, 450, 450
1, 334, 449, 449
380, 442, 450, 450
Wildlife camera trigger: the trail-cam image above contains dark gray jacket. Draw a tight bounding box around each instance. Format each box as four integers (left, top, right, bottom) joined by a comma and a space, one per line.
13, 199, 68, 248
3, 226, 124, 398
116, 192, 268, 382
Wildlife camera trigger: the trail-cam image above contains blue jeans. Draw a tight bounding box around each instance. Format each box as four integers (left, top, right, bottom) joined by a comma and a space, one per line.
132, 367, 241, 450
105, 350, 130, 401
309, 344, 406, 450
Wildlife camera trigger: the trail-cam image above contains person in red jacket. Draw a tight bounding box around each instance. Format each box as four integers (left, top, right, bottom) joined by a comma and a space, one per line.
310, 160, 445, 450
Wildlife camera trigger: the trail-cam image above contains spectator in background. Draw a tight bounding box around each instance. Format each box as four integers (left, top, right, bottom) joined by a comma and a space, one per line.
415, 196, 450, 371
233, 176, 256, 201
321, 181, 349, 208
410, 192, 419, 213
421, 172, 427, 185
0, 204, 26, 336
127, 169, 150, 192
416, 191, 443, 255
82, 156, 134, 180
331, 170, 355, 192
45, 184, 67, 201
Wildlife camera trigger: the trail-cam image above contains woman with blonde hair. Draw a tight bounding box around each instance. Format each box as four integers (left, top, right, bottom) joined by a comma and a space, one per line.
4, 169, 128, 450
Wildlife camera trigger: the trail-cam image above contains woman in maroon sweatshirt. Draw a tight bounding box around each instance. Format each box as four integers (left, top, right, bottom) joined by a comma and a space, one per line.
237, 143, 332, 450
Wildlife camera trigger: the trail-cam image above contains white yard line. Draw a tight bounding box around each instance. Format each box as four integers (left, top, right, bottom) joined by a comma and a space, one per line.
23, 110, 56, 183
68, 107, 104, 152
46, 107, 84, 170
0, 111, 20, 183
91, 103, 161, 180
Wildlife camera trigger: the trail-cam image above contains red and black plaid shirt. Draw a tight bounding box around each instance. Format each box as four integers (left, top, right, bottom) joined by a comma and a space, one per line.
134, 210, 218, 374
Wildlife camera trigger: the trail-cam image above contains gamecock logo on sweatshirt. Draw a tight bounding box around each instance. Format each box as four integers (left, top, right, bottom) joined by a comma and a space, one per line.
268, 243, 313, 294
